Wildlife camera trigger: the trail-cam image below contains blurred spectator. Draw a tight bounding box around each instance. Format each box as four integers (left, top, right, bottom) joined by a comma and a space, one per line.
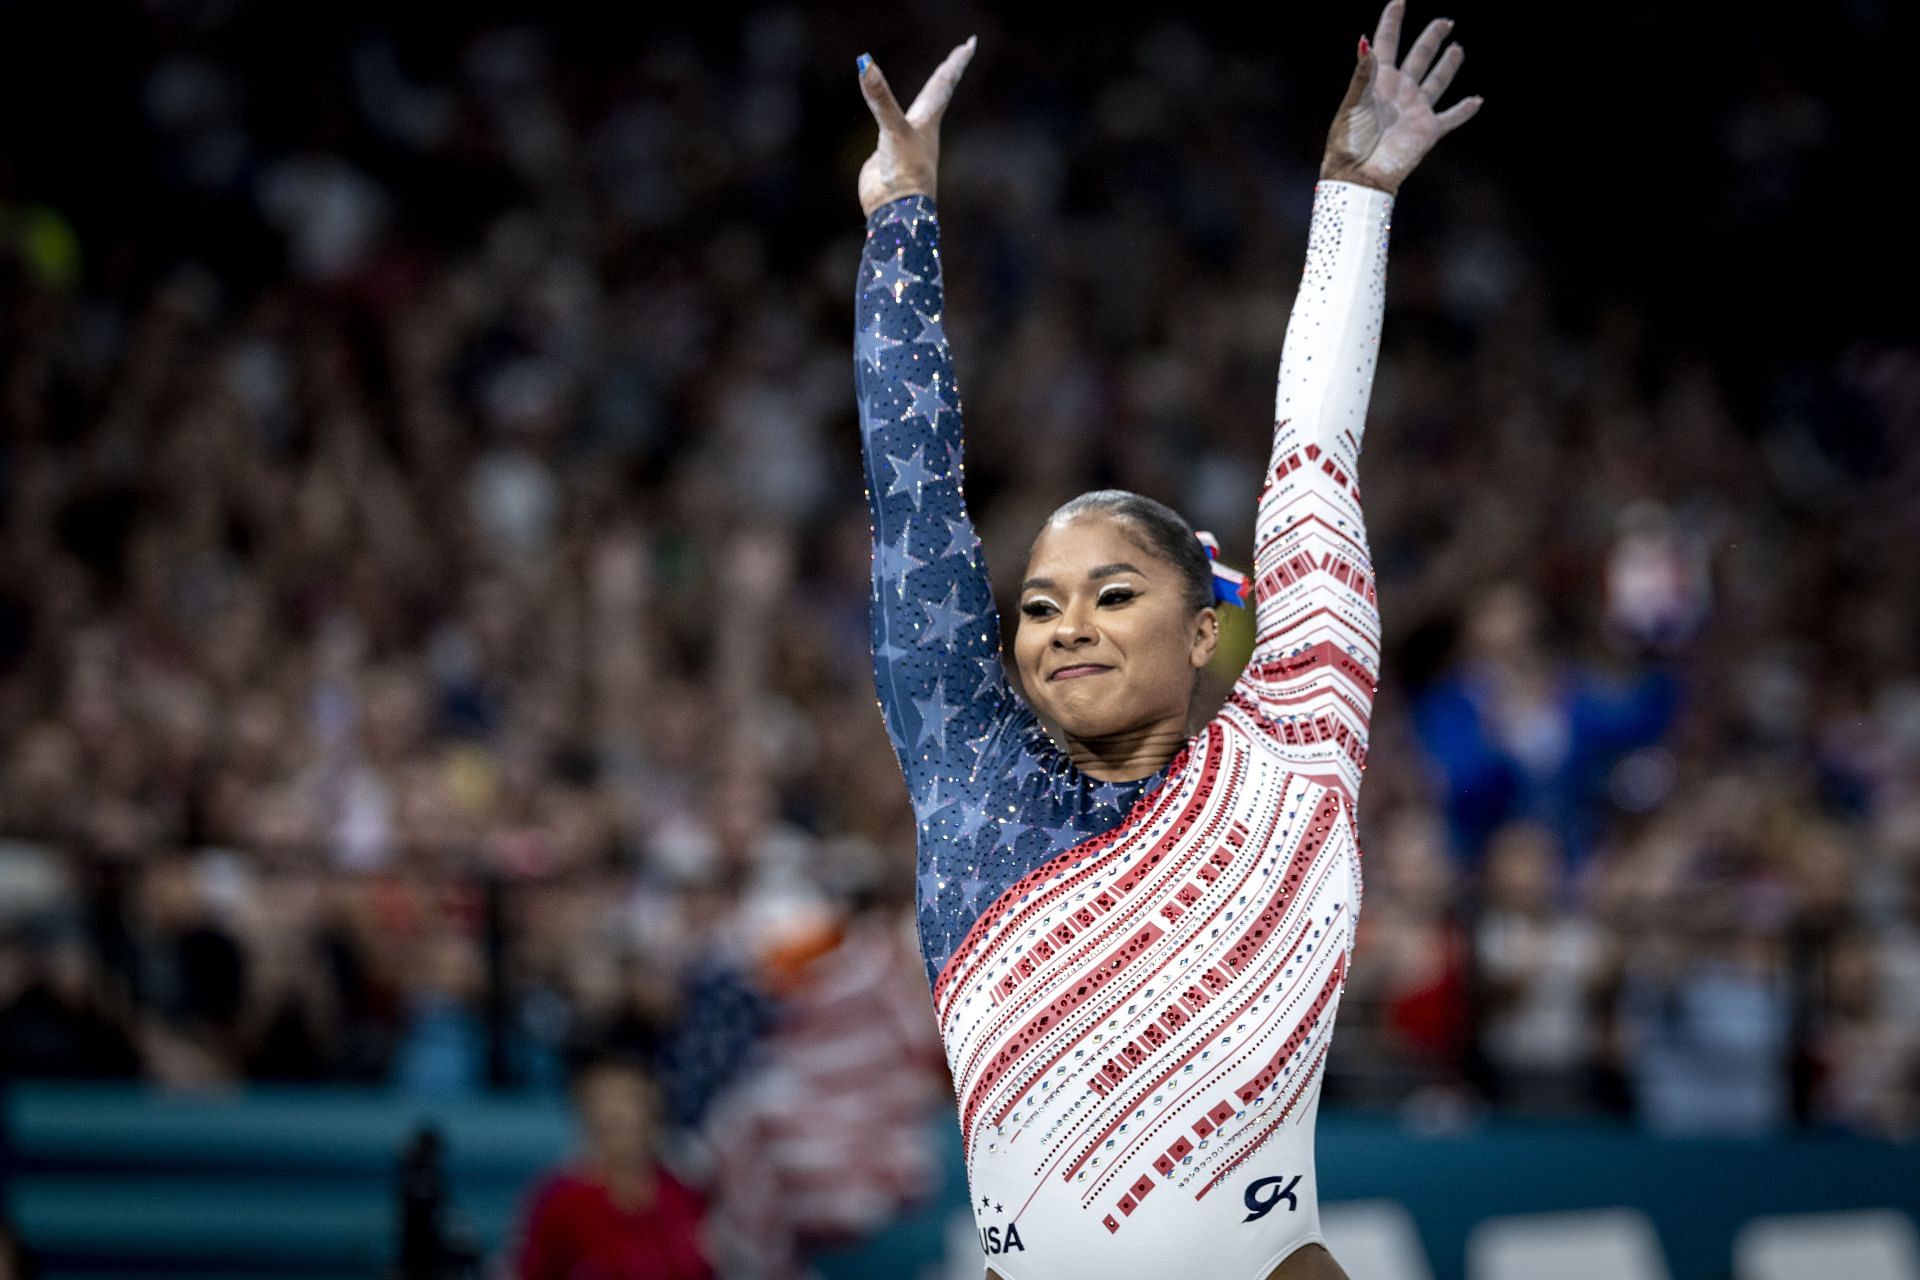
392, 926, 489, 1098
1335, 806, 1471, 1106
0, 929, 141, 1080
1813, 923, 1920, 1138
395, 1125, 481, 1280
1471, 823, 1613, 1114
128, 852, 249, 1087
1411, 583, 1679, 865
513, 1051, 713, 1280
1618, 906, 1794, 1137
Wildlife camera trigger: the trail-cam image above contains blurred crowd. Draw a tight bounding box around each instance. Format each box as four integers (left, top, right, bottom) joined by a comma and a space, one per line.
0, 9, 1916, 1262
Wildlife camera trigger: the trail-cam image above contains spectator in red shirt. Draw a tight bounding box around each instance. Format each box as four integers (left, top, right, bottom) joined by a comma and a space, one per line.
513, 1051, 713, 1280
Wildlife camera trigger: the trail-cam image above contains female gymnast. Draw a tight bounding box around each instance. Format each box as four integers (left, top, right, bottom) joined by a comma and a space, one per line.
852, 6, 1479, 1277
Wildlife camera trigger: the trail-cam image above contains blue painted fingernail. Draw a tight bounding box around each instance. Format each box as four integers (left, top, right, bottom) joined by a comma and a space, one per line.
856, 53, 872, 75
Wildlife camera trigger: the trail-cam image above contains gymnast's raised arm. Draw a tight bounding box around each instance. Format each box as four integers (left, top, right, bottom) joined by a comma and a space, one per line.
1242, 1, 1481, 804
851, 41, 1013, 806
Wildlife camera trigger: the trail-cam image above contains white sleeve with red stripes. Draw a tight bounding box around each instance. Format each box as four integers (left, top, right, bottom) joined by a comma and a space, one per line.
1240, 180, 1391, 804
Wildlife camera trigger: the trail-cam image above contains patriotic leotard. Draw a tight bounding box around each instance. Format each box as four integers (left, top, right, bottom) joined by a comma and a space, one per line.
857, 181, 1390, 1280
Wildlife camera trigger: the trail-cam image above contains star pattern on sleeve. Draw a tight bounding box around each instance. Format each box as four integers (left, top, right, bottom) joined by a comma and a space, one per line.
884, 446, 937, 510
866, 247, 923, 303
857, 313, 902, 372
855, 194, 1172, 984
1043, 825, 1084, 853
994, 821, 1033, 853
879, 199, 931, 239
941, 516, 978, 560
904, 372, 953, 429
953, 804, 993, 842
959, 729, 996, 778
970, 656, 1004, 703
918, 777, 951, 816
912, 678, 957, 751
875, 526, 925, 597
918, 582, 977, 646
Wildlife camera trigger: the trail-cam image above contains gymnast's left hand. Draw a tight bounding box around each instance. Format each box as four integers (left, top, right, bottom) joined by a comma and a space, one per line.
855, 37, 976, 217
1321, 0, 1483, 195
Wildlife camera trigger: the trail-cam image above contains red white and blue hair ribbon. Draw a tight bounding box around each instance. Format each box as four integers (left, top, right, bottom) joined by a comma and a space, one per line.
1195, 531, 1250, 608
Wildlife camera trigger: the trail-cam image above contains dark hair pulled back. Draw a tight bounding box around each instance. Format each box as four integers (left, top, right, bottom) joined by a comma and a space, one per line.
1042, 490, 1212, 614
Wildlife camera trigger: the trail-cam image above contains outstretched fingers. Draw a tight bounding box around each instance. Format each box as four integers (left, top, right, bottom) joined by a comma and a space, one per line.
858, 56, 912, 137
1370, 0, 1406, 69
1421, 42, 1464, 102
1398, 16, 1453, 83
906, 36, 978, 130
1435, 93, 1484, 134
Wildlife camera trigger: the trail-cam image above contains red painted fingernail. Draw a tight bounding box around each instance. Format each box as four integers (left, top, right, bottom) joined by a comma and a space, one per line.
1358, 35, 1370, 58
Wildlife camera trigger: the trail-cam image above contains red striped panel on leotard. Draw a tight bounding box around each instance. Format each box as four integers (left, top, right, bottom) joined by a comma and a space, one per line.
942, 743, 1240, 1104
931, 730, 1218, 1019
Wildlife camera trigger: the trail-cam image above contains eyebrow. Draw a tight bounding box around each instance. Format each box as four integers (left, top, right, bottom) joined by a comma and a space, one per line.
1020, 562, 1145, 592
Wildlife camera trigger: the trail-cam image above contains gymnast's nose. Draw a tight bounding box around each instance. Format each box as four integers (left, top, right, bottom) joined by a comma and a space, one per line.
1051, 606, 1097, 649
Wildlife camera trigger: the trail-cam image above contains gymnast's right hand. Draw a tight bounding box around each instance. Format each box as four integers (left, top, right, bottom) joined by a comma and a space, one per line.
855, 37, 977, 217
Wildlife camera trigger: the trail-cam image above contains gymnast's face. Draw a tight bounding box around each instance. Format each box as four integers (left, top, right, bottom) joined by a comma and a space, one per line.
1015, 512, 1219, 747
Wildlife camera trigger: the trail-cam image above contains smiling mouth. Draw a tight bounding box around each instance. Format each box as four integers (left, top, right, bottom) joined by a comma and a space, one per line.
1049, 664, 1113, 681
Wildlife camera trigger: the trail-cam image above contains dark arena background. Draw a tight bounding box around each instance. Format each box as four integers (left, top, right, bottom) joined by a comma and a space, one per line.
2, 1, 1918, 1278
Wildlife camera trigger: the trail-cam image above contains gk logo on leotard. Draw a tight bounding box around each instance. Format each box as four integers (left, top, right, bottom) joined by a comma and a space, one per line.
1243, 1175, 1303, 1222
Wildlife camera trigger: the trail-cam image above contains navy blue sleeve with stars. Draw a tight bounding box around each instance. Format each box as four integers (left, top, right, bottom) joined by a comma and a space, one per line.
857, 195, 1165, 987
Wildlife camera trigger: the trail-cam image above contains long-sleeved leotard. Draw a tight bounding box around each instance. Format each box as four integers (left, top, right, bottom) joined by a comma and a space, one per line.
857, 181, 1390, 1280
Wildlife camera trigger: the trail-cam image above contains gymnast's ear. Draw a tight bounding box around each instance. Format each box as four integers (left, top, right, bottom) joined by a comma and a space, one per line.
1189, 606, 1220, 670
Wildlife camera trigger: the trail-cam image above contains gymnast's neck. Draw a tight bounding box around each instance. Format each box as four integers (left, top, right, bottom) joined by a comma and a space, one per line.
1060, 718, 1190, 782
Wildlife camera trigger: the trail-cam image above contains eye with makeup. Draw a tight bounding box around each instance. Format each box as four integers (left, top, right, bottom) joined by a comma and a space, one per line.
1019, 584, 1137, 619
